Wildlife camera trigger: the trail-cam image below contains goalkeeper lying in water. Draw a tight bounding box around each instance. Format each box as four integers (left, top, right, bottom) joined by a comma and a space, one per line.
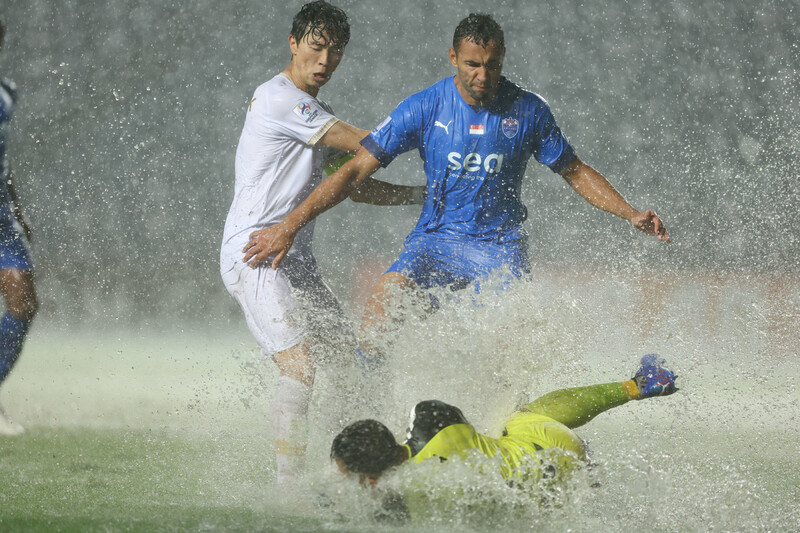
330, 354, 678, 519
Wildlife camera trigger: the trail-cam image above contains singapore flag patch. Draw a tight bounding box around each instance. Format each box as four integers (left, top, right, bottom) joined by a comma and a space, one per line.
469, 124, 484, 135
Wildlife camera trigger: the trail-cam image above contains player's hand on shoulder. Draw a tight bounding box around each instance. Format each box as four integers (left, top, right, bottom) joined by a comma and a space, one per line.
631, 210, 670, 242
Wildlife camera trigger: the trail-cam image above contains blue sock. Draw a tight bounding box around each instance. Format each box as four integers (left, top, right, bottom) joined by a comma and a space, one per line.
0, 312, 31, 385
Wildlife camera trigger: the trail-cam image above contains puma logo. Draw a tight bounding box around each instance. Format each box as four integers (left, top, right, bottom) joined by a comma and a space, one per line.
434, 120, 453, 134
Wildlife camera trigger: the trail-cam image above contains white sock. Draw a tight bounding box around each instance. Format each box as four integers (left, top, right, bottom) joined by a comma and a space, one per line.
270, 375, 311, 484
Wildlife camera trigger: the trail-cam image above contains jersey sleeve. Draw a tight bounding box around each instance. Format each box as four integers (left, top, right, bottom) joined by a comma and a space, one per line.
249, 84, 338, 147
529, 98, 576, 173
360, 93, 425, 167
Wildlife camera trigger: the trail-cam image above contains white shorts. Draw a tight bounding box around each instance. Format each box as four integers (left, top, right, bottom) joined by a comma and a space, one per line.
221, 256, 354, 360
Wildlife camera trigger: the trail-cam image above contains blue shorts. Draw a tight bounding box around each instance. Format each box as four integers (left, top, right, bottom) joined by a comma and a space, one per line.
0, 215, 33, 270
386, 232, 529, 291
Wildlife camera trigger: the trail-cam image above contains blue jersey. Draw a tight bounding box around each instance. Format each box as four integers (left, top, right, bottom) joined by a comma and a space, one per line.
0, 77, 31, 270
362, 76, 576, 242
0, 77, 18, 212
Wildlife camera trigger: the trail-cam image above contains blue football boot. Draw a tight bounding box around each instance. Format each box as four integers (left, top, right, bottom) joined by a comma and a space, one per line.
633, 354, 678, 399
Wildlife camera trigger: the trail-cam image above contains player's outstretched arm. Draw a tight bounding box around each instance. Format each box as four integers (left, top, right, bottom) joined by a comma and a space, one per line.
318, 121, 368, 153
559, 157, 670, 242
325, 153, 424, 205
321, 123, 424, 207
242, 147, 382, 269
350, 178, 425, 206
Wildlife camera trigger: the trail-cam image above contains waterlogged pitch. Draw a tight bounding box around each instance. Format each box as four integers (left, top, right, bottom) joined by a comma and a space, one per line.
2, 270, 800, 532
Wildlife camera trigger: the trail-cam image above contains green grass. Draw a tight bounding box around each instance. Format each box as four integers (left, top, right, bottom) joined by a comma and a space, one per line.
2, 320, 799, 532
0, 328, 349, 532
0, 427, 282, 532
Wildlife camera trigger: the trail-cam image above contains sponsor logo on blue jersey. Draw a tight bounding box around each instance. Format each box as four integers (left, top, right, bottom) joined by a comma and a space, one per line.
434, 120, 452, 134
447, 151, 504, 173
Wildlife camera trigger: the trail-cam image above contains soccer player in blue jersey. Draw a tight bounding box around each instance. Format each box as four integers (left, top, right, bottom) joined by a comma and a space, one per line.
0, 20, 38, 436
243, 14, 670, 368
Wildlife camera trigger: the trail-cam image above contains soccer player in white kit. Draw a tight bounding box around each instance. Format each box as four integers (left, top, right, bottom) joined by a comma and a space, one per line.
220, 1, 423, 484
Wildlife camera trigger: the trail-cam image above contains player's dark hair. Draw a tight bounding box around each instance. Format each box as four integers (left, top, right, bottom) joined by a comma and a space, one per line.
452, 13, 505, 52
291, 1, 350, 47
331, 419, 400, 476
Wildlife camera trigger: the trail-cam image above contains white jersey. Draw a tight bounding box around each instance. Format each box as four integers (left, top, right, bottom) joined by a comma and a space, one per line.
220, 74, 339, 275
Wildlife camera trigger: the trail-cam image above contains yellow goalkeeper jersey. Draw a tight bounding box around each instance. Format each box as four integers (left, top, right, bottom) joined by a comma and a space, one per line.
403, 400, 586, 483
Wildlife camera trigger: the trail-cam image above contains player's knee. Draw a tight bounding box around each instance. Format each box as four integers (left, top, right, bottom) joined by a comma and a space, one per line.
11, 294, 37, 321
282, 367, 314, 387
6, 287, 38, 321
274, 343, 315, 386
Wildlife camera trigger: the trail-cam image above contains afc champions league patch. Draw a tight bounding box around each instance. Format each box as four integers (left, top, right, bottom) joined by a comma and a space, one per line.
293, 101, 320, 124
502, 117, 519, 139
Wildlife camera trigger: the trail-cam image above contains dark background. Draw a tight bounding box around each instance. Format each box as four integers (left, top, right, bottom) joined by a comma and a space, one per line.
2, 0, 797, 327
